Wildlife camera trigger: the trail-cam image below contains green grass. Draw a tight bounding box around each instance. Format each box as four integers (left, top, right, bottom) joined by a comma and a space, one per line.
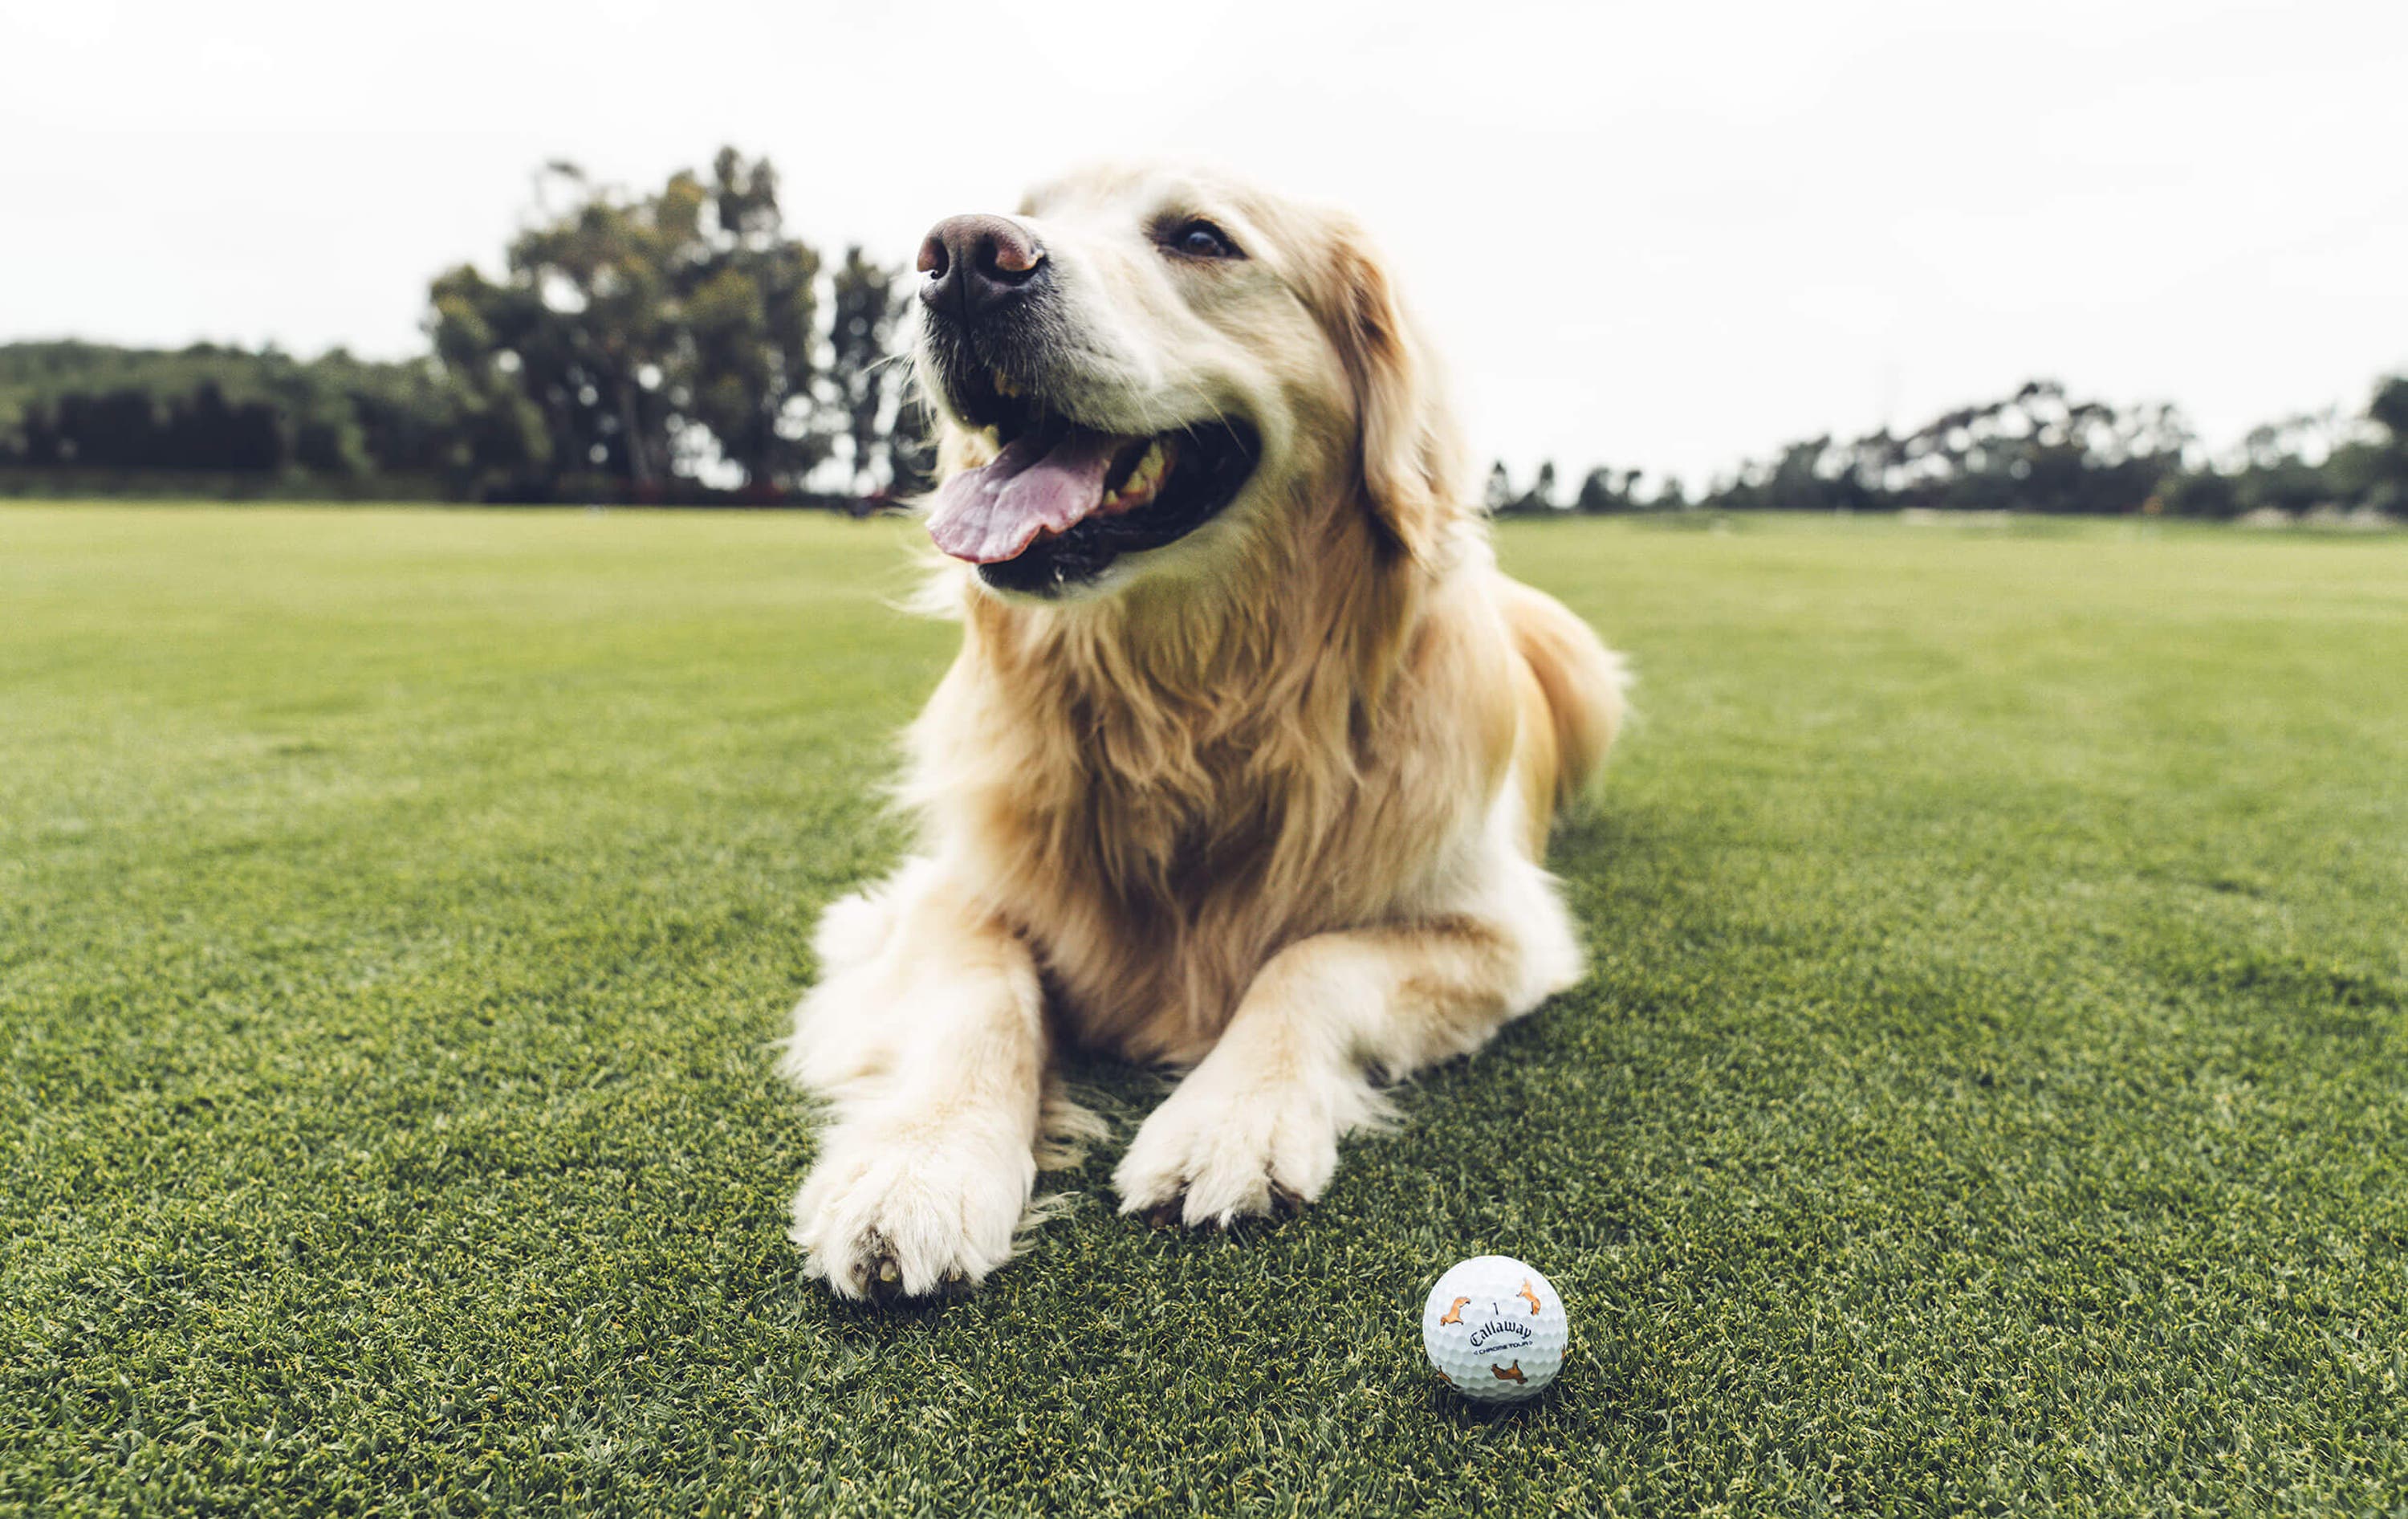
3, 503, 2405, 1516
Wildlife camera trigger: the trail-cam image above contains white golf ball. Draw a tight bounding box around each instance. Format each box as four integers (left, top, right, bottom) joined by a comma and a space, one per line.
1421, 1255, 1568, 1403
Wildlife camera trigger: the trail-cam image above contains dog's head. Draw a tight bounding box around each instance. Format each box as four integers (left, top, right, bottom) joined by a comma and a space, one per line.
911, 164, 1466, 600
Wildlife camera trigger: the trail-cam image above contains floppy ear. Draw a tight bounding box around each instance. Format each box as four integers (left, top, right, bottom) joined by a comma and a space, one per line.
1306, 217, 1467, 564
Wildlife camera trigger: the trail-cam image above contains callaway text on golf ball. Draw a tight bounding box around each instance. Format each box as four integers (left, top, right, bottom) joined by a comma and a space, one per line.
1420, 1255, 1568, 1402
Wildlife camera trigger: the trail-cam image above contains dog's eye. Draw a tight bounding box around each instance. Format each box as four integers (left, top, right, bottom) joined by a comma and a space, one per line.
1165, 219, 1242, 261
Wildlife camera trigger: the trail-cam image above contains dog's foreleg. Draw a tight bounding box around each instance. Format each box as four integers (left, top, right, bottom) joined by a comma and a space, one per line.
1113, 875, 1582, 1226
783, 864, 1049, 1300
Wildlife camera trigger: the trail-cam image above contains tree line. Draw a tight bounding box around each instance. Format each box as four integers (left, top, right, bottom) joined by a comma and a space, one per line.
0, 149, 929, 506
1490, 375, 2408, 522
1, 144, 2402, 519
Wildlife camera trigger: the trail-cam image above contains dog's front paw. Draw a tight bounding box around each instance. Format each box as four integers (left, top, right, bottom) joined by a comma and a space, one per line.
1112, 1067, 1344, 1228
791, 1123, 1035, 1301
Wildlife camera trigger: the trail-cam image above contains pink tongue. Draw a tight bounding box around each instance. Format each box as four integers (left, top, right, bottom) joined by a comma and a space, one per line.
927, 429, 1125, 564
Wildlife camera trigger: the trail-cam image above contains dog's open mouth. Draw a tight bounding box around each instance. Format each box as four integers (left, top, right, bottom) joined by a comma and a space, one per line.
926, 369, 1261, 597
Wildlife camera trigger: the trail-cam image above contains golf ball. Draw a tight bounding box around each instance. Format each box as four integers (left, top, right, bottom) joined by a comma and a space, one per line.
1421, 1255, 1568, 1402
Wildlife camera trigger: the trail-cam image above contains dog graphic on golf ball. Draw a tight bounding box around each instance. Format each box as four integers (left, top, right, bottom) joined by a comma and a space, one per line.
1421, 1256, 1569, 1403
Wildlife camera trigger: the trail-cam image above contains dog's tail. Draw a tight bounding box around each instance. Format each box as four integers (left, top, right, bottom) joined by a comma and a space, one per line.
1499, 576, 1629, 812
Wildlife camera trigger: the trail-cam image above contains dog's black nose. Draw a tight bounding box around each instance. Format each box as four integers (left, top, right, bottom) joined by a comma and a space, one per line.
917, 214, 1047, 325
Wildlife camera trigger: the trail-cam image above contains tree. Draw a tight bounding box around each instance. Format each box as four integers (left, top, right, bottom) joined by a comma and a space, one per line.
829, 246, 904, 495
1693, 380, 2195, 516
0, 339, 466, 483
2369, 375, 2408, 444
1763, 436, 1837, 511
429, 149, 833, 497
1575, 467, 1619, 514
3, 146, 938, 506
1483, 461, 1515, 514
2162, 469, 2239, 519
507, 161, 681, 486
1511, 460, 1561, 514
1574, 466, 1647, 513
883, 393, 938, 501
677, 149, 825, 491
2367, 375, 2408, 509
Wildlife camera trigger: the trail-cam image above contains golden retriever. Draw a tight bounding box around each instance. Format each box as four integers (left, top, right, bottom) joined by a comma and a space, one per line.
781, 164, 1627, 1301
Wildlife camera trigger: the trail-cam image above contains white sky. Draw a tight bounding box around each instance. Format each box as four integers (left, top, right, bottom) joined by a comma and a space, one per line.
4, 0, 2405, 485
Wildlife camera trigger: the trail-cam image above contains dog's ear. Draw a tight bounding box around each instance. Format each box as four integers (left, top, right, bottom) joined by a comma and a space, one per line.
1304, 216, 1466, 564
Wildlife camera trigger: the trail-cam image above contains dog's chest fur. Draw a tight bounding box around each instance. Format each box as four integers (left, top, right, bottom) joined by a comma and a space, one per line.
908, 570, 1512, 1064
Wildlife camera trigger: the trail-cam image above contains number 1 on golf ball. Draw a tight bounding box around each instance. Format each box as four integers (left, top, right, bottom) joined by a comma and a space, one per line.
1421, 1255, 1568, 1402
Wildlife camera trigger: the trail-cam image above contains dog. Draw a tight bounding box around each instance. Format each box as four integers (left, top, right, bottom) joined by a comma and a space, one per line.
781, 163, 1627, 1301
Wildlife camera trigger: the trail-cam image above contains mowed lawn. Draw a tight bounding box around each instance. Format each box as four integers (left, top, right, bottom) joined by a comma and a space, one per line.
3, 503, 2406, 1516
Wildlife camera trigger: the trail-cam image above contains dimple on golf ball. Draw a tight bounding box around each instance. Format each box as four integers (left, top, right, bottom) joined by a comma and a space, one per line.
1421, 1255, 1568, 1402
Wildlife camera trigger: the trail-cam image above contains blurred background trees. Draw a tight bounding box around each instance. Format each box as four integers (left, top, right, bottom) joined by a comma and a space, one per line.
0, 149, 925, 505
1488, 375, 2408, 523
0, 142, 2401, 519
0, 341, 470, 490
425, 149, 854, 500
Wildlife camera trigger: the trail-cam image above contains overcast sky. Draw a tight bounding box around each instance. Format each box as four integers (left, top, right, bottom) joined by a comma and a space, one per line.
5, 0, 2405, 484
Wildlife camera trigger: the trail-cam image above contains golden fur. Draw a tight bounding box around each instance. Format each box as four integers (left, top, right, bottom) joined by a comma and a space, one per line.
783, 165, 1627, 1300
